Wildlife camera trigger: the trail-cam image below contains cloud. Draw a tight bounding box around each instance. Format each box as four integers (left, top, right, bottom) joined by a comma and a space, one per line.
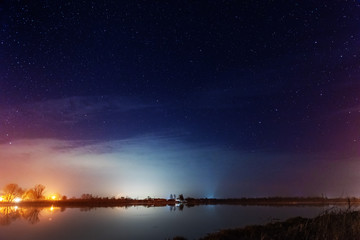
0, 134, 239, 198
1, 133, 359, 198
0, 95, 160, 142
7, 95, 156, 125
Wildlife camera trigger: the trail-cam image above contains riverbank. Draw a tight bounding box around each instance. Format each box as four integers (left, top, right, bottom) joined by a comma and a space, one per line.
0, 196, 359, 208
197, 209, 360, 240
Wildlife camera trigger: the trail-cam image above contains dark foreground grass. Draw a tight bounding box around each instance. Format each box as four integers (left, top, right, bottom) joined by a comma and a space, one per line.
194, 209, 360, 240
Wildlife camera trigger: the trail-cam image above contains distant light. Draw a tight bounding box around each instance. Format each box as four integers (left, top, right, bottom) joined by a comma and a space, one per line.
0, 197, 3, 202
51, 195, 56, 200
14, 197, 22, 203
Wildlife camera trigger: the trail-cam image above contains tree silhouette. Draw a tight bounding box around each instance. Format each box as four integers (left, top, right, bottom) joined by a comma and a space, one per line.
81, 193, 93, 199
32, 184, 46, 200
3, 184, 24, 202
23, 189, 33, 200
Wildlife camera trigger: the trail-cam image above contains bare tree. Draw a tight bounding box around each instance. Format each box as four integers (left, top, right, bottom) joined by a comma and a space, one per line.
23, 189, 35, 200
3, 184, 24, 203
32, 184, 45, 200
81, 194, 93, 200
23, 184, 46, 200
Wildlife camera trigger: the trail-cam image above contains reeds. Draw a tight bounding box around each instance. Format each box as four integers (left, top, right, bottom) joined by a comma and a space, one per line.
199, 208, 360, 240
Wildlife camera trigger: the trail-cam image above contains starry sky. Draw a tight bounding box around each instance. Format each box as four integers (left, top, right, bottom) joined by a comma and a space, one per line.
1, 1, 360, 198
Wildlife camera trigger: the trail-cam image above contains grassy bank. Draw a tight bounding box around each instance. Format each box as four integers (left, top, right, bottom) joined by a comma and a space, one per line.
197, 209, 360, 240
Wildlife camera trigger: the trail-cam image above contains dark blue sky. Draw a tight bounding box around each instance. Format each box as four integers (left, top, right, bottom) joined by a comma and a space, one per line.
1, 1, 360, 198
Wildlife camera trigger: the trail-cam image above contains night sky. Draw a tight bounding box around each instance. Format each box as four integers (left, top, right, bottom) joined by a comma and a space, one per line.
1, 1, 360, 198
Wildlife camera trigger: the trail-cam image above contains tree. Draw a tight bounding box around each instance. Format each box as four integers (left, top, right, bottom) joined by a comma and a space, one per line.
178, 194, 184, 201
22, 184, 46, 200
3, 184, 24, 203
81, 193, 93, 200
23, 189, 35, 200
32, 184, 45, 200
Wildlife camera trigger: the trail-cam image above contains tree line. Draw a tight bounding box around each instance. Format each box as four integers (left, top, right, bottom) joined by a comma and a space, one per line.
1, 183, 47, 202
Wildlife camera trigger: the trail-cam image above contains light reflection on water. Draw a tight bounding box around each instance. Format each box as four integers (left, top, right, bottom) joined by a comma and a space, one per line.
0, 205, 334, 239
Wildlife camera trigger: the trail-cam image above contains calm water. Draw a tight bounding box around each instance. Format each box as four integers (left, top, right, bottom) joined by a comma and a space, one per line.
0, 205, 334, 239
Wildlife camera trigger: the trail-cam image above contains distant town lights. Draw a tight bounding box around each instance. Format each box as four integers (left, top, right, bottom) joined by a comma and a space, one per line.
14, 197, 22, 203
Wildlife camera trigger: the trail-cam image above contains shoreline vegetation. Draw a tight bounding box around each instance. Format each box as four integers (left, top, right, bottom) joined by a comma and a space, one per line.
1, 183, 359, 208
2, 193, 360, 239
1, 196, 360, 208
197, 209, 360, 240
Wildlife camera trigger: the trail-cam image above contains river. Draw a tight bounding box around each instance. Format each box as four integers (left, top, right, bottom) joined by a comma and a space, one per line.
0, 204, 335, 239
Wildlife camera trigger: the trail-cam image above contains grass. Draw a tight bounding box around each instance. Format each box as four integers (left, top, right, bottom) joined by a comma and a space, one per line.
197, 208, 360, 240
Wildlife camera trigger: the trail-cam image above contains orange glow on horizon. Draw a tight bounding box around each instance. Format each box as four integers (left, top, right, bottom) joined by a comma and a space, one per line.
46, 193, 61, 200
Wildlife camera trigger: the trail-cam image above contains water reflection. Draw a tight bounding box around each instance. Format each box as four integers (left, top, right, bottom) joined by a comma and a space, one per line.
169, 204, 184, 211
0, 205, 331, 240
0, 206, 62, 225
0, 205, 187, 225
0, 207, 21, 225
